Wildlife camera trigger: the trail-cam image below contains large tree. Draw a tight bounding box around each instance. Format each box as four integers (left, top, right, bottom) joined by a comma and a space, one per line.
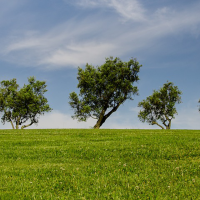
69, 57, 142, 129
0, 77, 52, 129
138, 82, 182, 129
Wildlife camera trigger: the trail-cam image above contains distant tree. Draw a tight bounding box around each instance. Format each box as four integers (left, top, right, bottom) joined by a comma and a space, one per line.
138, 82, 182, 129
199, 99, 200, 112
69, 57, 142, 129
0, 77, 52, 129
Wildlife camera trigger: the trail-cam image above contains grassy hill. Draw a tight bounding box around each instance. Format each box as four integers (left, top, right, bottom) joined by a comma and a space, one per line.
0, 129, 200, 199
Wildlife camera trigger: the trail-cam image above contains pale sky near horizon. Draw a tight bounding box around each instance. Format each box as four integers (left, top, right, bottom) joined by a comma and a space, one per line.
0, 0, 200, 129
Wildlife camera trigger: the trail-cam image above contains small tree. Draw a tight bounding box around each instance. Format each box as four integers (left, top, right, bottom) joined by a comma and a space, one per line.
69, 57, 142, 129
199, 99, 200, 112
0, 77, 52, 129
138, 82, 182, 129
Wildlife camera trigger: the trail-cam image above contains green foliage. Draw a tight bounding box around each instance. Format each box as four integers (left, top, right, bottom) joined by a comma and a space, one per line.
0, 129, 200, 199
69, 57, 142, 128
0, 77, 52, 129
138, 82, 182, 129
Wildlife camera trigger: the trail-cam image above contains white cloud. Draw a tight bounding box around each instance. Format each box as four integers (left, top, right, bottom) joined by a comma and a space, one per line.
1, 106, 199, 130
130, 106, 140, 113
71, 0, 146, 22
173, 107, 200, 129
1, 15, 119, 68
129, 105, 200, 130
72, 0, 103, 7
31, 110, 96, 129
34, 110, 155, 129
0, 121, 12, 129
0, 1, 200, 69
108, 0, 146, 21
0, 111, 94, 129
41, 42, 116, 68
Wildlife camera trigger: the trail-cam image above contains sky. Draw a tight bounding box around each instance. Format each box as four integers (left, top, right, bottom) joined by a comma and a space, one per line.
0, 0, 200, 129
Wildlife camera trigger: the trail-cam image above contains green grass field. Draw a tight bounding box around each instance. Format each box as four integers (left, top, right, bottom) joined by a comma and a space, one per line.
0, 129, 200, 199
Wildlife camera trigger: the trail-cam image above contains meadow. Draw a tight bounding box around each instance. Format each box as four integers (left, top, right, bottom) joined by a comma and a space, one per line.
0, 129, 200, 199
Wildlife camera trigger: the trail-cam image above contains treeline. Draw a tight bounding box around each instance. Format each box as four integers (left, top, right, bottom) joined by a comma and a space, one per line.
0, 57, 199, 129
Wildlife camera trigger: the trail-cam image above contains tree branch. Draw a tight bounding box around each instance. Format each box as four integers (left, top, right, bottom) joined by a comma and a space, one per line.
104, 102, 121, 120
10, 119, 15, 129
90, 115, 98, 120
152, 121, 165, 129
163, 115, 172, 129
21, 121, 34, 129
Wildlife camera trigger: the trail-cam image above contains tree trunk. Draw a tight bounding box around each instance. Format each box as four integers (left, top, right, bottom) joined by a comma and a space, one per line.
166, 120, 171, 129
168, 119, 171, 129
16, 118, 19, 129
10, 120, 15, 129
93, 108, 107, 129
16, 123, 19, 129
15, 117, 20, 129
164, 115, 171, 129
93, 120, 102, 129
93, 103, 121, 129
152, 121, 164, 129
21, 124, 31, 129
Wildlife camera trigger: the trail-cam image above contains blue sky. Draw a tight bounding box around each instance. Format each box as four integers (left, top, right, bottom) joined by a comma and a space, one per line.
0, 0, 200, 129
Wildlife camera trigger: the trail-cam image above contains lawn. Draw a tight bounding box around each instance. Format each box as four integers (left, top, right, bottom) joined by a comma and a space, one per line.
0, 129, 200, 199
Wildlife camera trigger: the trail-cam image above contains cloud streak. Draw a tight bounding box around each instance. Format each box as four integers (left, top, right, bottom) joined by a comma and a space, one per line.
71, 0, 146, 21
0, 0, 200, 69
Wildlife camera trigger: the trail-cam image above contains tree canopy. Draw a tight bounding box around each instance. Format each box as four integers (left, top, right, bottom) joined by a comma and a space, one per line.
69, 56, 142, 129
138, 82, 182, 129
0, 77, 52, 129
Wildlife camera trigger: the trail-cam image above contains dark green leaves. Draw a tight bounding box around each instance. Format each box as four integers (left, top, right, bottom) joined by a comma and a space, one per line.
0, 77, 52, 129
69, 57, 142, 128
138, 82, 182, 129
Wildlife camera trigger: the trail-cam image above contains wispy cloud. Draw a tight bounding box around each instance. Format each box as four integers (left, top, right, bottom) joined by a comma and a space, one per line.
71, 0, 146, 21
0, 0, 200, 69
41, 42, 116, 68
1, 14, 120, 68
108, 0, 146, 21
71, 0, 103, 7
